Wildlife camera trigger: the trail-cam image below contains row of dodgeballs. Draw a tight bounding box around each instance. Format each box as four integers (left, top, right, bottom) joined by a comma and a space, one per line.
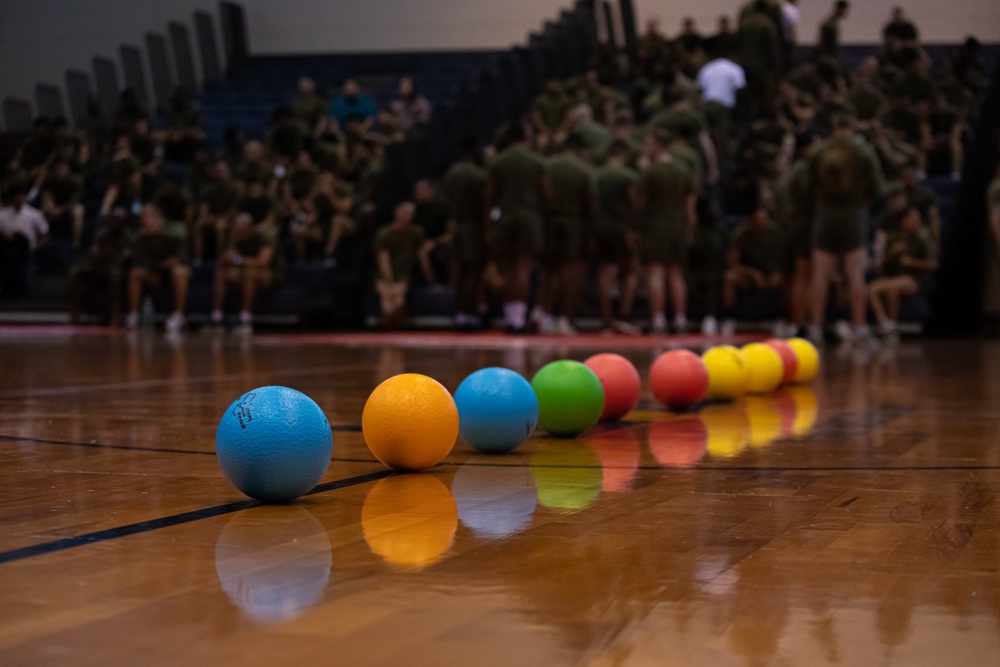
215, 338, 820, 503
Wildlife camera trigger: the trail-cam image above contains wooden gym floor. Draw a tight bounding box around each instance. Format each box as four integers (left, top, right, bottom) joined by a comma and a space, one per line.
0, 328, 999, 666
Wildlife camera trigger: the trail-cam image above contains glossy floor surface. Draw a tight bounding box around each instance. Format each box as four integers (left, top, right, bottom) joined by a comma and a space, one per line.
1, 329, 999, 666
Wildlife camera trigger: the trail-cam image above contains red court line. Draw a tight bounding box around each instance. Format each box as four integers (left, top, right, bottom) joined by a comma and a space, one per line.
253, 331, 765, 350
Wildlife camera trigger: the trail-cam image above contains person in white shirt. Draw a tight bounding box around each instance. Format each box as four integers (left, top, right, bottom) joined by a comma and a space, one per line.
0, 185, 49, 298
697, 44, 746, 159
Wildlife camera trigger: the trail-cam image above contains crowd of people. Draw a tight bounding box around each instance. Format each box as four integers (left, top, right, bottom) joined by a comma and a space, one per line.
0, 0, 993, 342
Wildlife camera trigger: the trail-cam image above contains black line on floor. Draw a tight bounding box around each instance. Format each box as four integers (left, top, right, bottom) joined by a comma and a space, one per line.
0, 426, 364, 456
0, 469, 395, 566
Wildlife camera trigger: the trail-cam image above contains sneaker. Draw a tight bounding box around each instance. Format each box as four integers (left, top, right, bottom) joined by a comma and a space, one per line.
833, 320, 854, 343
772, 320, 789, 337
538, 313, 558, 335
876, 319, 898, 336
701, 316, 718, 335
613, 319, 642, 336
556, 316, 578, 336
720, 318, 736, 335
124, 312, 139, 330
164, 312, 186, 334
651, 315, 668, 336
210, 309, 224, 325
673, 316, 689, 335
854, 324, 875, 344
807, 324, 824, 345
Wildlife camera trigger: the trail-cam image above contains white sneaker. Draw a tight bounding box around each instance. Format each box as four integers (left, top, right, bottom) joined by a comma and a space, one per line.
834, 320, 854, 342
673, 316, 689, 335
854, 324, 874, 344
701, 316, 718, 335
772, 320, 789, 337
556, 316, 578, 336
613, 319, 642, 336
124, 312, 139, 330
876, 319, 898, 336
651, 315, 668, 335
807, 324, 824, 345
164, 312, 186, 333
538, 313, 558, 335
210, 309, 224, 324
720, 318, 736, 335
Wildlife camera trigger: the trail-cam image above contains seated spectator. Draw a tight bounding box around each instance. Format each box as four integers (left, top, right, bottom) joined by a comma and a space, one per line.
869, 206, 936, 335
329, 79, 378, 138
195, 161, 240, 262
0, 184, 49, 298
164, 87, 204, 162
210, 213, 284, 334
291, 171, 354, 261
101, 136, 141, 216
1, 156, 28, 200
389, 77, 432, 131
283, 150, 319, 233
125, 204, 189, 332
37, 157, 84, 249
267, 108, 305, 165
572, 68, 616, 126
155, 176, 192, 255
676, 17, 705, 67
114, 88, 148, 131
235, 140, 275, 192
721, 203, 784, 333
532, 79, 574, 150
67, 207, 133, 325
236, 177, 277, 227
187, 144, 215, 205
900, 161, 940, 249
374, 201, 434, 329
19, 117, 56, 179
291, 77, 328, 139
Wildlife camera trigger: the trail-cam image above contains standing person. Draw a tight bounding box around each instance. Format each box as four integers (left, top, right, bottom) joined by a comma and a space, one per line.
540, 133, 596, 335
67, 208, 133, 325
696, 41, 746, 162
485, 123, 550, 333
443, 137, 488, 331
0, 185, 49, 298
210, 213, 284, 334
737, 0, 780, 120
818, 1, 850, 62
594, 140, 641, 334
807, 113, 882, 343
373, 201, 434, 329
637, 131, 697, 335
868, 206, 936, 336
781, 0, 801, 68
125, 204, 190, 333
778, 133, 817, 337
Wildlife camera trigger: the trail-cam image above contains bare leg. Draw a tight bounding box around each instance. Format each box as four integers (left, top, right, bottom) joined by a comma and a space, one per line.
667, 265, 687, 319
722, 269, 737, 312
171, 265, 190, 315
71, 204, 85, 249
212, 264, 230, 312
810, 250, 837, 328
128, 267, 148, 313
597, 263, 616, 327
843, 247, 868, 327
647, 264, 666, 322
241, 268, 272, 313
869, 280, 889, 323
620, 260, 639, 320
790, 258, 811, 327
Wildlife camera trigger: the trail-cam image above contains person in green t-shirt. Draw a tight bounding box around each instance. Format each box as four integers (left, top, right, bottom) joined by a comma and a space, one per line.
443, 138, 488, 330
869, 206, 937, 335
290, 77, 327, 139
817, 1, 849, 61
209, 213, 284, 334
594, 140, 641, 334
38, 158, 84, 249
195, 161, 241, 262
637, 130, 696, 334
486, 123, 551, 332
125, 204, 190, 332
532, 80, 574, 151
539, 133, 596, 335
721, 204, 785, 331
374, 201, 434, 329
776, 133, 817, 335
